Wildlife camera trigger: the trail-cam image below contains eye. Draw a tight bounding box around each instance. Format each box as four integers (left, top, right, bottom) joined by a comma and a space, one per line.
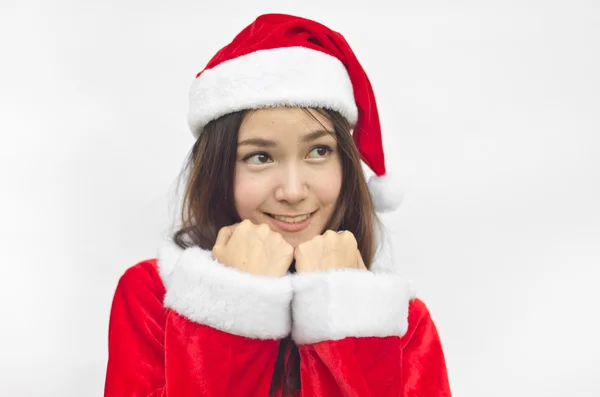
308, 145, 333, 159
244, 152, 272, 165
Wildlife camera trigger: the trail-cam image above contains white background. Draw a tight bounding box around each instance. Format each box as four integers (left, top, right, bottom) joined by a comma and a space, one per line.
1, 0, 599, 396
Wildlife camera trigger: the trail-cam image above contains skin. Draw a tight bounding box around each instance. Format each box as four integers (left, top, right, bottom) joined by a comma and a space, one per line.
214, 107, 366, 275
233, 107, 343, 249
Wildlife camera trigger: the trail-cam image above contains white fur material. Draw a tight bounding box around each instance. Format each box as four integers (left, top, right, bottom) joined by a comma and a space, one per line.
156, 240, 293, 339
187, 46, 358, 138
368, 172, 405, 212
291, 269, 415, 345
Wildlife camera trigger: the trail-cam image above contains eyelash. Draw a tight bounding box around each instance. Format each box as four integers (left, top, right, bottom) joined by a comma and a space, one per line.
243, 145, 334, 164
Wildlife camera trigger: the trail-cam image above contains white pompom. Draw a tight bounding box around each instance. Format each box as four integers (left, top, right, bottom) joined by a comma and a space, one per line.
368, 173, 404, 212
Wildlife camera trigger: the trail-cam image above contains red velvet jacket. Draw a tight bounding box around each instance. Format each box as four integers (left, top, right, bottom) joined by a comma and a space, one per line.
104, 241, 451, 396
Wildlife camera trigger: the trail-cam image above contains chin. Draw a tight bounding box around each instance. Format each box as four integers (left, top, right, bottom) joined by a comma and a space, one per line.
280, 225, 327, 248
281, 233, 311, 248
282, 238, 298, 248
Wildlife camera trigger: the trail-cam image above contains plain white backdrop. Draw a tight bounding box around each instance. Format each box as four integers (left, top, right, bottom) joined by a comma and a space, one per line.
1, 0, 599, 396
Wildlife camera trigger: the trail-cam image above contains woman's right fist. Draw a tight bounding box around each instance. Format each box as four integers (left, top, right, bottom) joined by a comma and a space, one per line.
212, 219, 294, 277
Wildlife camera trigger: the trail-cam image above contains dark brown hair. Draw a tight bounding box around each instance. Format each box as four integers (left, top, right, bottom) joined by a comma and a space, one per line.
171, 107, 381, 396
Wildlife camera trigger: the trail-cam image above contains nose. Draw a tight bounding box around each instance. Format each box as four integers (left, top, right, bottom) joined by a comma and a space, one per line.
274, 165, 308, 204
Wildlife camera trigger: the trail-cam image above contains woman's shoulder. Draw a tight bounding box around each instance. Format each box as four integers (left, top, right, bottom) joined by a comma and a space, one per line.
408, 297, 430, 317
114, 239, 211, 300
401, 297, 439, 346
115, 258, 166, 298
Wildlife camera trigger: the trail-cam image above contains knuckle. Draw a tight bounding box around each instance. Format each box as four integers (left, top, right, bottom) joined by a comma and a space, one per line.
215, 227, 228, 241
271, 231, 284, 241
238, 219, 253, 229
345, 233, 358, 246
218, 225, 229, 233
296, 241, 308, 251
342, 230, 356, 240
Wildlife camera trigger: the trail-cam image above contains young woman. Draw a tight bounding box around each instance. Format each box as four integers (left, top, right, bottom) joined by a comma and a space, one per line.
104, 13, 451, 397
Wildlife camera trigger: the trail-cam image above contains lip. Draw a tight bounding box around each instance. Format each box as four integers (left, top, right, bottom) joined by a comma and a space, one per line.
270, 213, 312, 217
265, 211, 316, 232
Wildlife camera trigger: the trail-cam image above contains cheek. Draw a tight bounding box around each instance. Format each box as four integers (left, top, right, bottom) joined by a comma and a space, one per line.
233, 169, 268, 215
313, 164, 342, 205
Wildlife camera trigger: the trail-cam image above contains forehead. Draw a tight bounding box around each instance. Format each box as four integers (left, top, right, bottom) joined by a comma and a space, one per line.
238, 107, 334, 139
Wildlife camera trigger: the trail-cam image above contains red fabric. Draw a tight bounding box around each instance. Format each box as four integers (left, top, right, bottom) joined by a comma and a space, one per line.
296, 298, 451, 397
104, 260, 280, 396
104, 260, 451, 396
197, 13, 387, 176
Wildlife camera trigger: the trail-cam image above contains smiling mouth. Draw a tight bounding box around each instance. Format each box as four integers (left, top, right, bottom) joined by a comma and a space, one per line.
264, 211, 316, 224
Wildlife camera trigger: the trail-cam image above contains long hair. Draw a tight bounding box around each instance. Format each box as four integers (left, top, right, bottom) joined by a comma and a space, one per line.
171, 107, 381, 396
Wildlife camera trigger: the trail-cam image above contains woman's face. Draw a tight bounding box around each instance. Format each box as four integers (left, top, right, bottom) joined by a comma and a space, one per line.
233, 107, 342, 248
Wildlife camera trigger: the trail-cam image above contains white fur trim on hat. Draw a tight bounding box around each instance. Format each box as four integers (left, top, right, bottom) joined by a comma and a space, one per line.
157, 240, 292, 339
368, 172, 404, 212
187, 46, 358, 138
291, 268, 415, 345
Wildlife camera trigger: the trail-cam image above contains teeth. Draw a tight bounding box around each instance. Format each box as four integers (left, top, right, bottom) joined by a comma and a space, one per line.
272, 213, 311, 223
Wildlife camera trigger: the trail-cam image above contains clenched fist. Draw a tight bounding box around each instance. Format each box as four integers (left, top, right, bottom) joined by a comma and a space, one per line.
294, 230, 367, 273
212, 219, 294, 277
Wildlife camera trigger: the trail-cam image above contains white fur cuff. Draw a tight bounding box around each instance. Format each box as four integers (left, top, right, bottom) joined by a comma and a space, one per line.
158, 244, 292, 340
291, 269, 414, 345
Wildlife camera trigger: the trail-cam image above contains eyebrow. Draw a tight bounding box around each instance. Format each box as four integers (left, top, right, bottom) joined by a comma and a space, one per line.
237, 129, 333, 148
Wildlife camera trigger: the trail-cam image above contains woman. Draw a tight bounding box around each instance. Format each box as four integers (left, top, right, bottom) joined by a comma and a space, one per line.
104, 13, 451, 397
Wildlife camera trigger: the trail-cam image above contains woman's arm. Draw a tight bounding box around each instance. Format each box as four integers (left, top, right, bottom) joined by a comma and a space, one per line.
104, 245, 292, 397
399, 298, 452, 397
291, 270, 451, 397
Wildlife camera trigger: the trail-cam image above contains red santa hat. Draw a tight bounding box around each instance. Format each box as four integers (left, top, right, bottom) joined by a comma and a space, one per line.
187, 13, 404, 212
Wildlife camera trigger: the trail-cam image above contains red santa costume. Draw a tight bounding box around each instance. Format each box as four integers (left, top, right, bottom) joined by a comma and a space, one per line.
104, 13, 451, 397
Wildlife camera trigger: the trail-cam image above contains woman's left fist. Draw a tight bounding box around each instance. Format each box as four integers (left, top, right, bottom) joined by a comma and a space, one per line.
294, 230, 367, 273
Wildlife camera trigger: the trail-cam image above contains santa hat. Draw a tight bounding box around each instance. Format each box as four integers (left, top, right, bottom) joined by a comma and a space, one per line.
187, 13, 403, 212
